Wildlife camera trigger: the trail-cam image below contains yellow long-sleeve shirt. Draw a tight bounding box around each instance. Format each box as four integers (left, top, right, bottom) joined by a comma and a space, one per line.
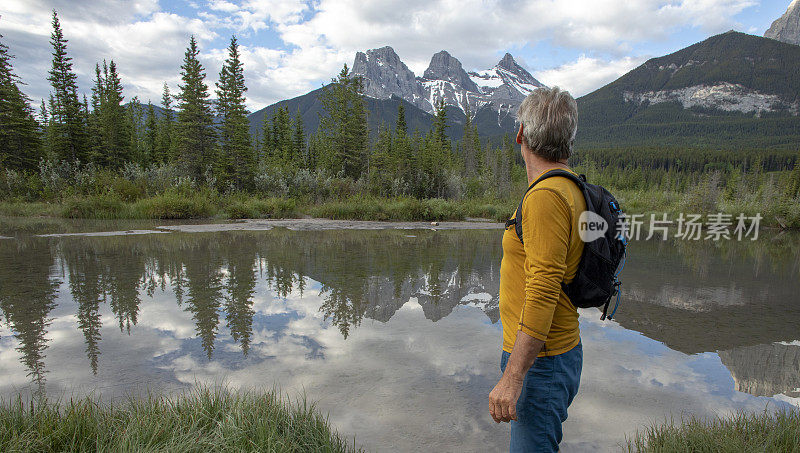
499, 168, 585, 356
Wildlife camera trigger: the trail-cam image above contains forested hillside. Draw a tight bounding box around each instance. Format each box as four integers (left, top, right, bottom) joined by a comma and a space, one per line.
577, 31, 800, 149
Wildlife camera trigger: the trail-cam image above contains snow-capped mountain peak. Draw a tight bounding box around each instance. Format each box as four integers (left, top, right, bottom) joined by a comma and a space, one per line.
350, 47, 543, 120
468, 53, 543, 97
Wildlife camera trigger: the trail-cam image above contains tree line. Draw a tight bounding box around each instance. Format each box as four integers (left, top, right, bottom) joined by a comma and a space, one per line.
0, 11, 522, 201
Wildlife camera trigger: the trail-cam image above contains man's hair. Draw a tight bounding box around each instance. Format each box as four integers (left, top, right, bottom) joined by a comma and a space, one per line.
516, 86, 578, 162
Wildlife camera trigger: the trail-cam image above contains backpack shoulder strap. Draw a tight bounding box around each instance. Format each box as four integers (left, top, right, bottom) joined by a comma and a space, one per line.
506, 169, 586, 244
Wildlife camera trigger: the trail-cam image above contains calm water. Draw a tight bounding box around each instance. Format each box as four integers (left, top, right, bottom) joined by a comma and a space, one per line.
0, 219, 798, 452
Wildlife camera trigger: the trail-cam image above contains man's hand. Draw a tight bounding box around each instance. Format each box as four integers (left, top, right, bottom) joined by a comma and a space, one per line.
490, 331, 545, 423
489, 372, 524, 423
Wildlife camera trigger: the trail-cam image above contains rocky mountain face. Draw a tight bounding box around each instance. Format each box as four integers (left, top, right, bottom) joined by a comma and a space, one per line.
765, 0, 800, 45
350, 46, 543, 123
352, 47, 427, 110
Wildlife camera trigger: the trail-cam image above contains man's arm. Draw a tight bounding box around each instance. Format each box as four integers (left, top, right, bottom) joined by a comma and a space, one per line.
489, 330, 544, 423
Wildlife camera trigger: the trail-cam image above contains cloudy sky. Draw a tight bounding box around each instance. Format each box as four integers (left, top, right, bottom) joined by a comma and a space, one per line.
0, 0, 793, 112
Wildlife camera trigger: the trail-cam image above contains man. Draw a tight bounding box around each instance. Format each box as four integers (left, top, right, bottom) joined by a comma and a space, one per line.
489, 86, 585, 452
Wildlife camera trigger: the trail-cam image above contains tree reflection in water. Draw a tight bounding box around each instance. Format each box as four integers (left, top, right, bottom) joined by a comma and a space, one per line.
0, 228, 799, 400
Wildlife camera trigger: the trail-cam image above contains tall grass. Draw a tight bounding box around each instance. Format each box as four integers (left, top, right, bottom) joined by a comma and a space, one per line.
0, 386, 362, 453
626, 408, 800, 452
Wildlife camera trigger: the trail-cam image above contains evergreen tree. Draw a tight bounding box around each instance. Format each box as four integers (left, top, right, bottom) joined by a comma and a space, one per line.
395, 102, 407, 136
433, 98, 448, 151
318, 64, 368, 179
126, 96, 145, 165
156, 82, 174, 164
88, 63, 104, 159
293, 110, 305, 166
176, 36, 216, 182
145, 102, 157, 165
38, 100, 48, 126
370, 123, 392, 195
89, 60, 131, 168
267, 107, 292, 167
260, 110, 272, 161
215, 36, 253, 191
498, 134, 514, 195
462, 103, 476, 177
393, 103, 412, 189
47, 11, 88, 163
0, 32, 42, 172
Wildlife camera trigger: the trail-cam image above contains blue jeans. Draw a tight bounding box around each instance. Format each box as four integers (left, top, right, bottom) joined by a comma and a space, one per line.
500, 342, 582, 452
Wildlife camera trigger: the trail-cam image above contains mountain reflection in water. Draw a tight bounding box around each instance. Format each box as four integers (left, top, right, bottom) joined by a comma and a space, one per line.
0, 226, 798, 451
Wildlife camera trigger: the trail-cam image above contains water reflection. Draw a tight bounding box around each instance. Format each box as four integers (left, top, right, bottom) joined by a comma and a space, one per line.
0, 239, 58, 395
0, 227, 798, 451
719, 343, 800, 398
0, 230, 502, 383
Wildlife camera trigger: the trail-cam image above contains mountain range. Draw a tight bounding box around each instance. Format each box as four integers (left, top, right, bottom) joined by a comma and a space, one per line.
352, 46, 542, 120
247, 48, 542, 143
246, 3, 800, 149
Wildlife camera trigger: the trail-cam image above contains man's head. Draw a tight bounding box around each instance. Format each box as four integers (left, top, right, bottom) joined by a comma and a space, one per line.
515, 87, 578, 162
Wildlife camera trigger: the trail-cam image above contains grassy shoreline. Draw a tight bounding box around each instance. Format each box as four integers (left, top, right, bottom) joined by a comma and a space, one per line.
0, 387, 362, 452
0, 195, 514, 223
1, 189, 798, 228
626, 408, 800, 452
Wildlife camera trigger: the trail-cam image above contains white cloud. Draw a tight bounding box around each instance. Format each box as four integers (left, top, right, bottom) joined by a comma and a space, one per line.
2, 2, 217, 107
279, 0, 756, 74
0, 0, 760, 111
535, 55, 647, 97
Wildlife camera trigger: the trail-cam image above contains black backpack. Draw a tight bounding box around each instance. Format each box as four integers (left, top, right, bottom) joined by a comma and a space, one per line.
505, 169, 627, 320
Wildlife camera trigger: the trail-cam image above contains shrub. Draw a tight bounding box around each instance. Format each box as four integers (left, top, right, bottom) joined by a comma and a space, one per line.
132, 191, 214, 219
225, 197, 298, 219
61, 194, 126, 219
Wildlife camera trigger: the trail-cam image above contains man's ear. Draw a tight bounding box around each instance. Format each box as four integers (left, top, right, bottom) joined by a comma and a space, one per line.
515, 124, 524, 145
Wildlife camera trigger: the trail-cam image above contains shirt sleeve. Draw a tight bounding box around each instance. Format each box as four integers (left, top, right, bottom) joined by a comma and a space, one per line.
518, 187, 572, 341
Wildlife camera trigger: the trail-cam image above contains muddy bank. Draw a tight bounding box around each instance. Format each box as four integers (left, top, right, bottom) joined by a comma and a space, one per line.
25, 218, 504, 237
155, 218, 505, 233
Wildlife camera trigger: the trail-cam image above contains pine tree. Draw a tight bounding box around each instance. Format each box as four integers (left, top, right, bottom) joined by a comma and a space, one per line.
88, 60, 131, 168
318, 64, 368, 179
260, 110, 272, 161
105, 61, 131, 168
433, 98, 448, 151
370, 123, 392, 195
156, 83, 174, 164
145, 102, 158, 165
0, 32, 42, 172
395, 102, 407, 137
277, 107, 293, 166
393, 102, 412, 188
462, 103, 476, 177
127, 96, 146, 165
215, 36, 253, 191
88, 63, 104, 161
47, 11, 88, 163
176, 36, 216, 182
293, 111, 305, 167
498, 134, 514, 195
